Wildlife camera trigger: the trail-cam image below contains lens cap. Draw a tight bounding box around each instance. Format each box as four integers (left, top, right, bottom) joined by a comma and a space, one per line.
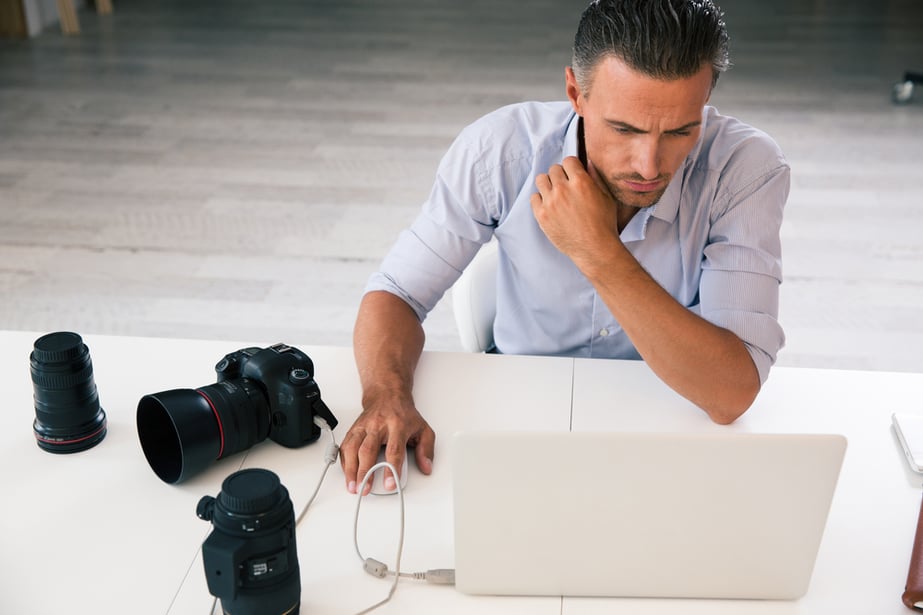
31, 331, 107, 454
219, 468, 284, 515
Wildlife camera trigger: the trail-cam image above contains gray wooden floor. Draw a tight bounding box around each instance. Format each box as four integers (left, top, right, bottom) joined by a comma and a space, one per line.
1, 0, 922, 374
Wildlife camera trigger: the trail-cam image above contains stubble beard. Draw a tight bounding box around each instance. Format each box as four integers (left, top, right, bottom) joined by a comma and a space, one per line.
601, 174, 670, 212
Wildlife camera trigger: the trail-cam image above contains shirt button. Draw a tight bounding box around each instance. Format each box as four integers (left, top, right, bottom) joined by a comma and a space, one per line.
599, 328, 609, 337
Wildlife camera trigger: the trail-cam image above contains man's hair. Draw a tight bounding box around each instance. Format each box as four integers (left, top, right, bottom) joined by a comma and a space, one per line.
572, 0, 730, 94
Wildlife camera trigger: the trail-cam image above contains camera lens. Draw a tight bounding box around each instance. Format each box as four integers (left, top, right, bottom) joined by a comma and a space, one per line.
137, 379, 270, 484
31, 331, 107, 454
198, 469, 301, 615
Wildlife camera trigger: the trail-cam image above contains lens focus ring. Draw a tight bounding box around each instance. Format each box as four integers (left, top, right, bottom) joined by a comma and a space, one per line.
31, 363, 94, 390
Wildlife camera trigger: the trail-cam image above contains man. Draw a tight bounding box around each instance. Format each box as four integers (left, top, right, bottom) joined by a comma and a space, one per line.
341, 0, 789, 494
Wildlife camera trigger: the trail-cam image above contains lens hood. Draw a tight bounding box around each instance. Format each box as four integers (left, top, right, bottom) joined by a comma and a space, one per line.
137, 389, 222, 484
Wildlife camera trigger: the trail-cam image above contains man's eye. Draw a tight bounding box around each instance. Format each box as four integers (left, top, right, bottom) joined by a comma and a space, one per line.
668, 131, 691, 137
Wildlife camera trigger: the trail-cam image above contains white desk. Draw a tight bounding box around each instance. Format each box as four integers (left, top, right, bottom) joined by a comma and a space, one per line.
2, 331, 921, 614
0, 331, 573, 615
569, 357, 923, 615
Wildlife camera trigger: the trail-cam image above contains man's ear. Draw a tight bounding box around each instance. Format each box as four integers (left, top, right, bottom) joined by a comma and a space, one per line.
565, 66, 584, 115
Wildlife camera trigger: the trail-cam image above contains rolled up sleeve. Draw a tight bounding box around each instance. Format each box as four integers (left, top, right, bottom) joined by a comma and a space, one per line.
699, 162, 790, 384
364, 134, 498, 321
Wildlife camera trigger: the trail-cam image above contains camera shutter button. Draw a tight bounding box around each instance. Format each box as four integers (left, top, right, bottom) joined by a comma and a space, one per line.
289, 368, 310, 384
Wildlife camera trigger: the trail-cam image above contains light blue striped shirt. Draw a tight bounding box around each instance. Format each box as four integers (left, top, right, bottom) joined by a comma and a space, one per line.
366, 101, 789, 383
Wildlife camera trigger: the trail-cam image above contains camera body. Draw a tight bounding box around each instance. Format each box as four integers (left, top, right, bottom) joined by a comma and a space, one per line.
215, 343, 339, 448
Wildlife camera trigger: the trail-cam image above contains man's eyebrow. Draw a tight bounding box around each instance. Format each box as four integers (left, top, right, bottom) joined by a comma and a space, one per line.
606, 119, 702, 134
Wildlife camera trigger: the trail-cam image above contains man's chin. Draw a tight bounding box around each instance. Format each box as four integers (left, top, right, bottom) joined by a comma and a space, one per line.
614, 188, 667, 210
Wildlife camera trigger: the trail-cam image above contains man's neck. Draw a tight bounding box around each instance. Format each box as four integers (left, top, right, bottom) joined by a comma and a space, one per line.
616, 204, 639, 234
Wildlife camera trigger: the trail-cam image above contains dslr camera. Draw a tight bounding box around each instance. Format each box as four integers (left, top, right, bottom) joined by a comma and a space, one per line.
137, 343, 338, 484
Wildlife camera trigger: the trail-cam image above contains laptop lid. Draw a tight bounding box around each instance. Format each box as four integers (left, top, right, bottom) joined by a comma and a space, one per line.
451, 431, 846, 599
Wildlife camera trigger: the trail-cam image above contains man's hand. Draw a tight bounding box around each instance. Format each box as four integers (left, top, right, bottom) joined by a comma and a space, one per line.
348, 290, 432, 493
339, 393, 435, 495
530, 156, 621, 266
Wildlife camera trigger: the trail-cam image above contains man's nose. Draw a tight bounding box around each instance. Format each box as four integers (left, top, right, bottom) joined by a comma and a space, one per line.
631, 136, 661, 180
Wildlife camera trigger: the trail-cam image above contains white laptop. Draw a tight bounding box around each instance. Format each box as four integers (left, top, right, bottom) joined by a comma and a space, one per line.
452, 430, 846, 600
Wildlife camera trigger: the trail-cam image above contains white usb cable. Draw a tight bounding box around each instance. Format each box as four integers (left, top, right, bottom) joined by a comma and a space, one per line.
205, 417, 452, 615
353, 460, 406, 614
296, 417, 340, 526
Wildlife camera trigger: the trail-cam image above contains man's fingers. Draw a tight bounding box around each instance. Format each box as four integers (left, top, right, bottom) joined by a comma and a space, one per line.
339, 429, 363, 492
341, 406, 435, 494
536, 160, 591, 203
412, 426, 436, 475
357, 434, 386, 495
548, 163, 568, 183
562, 155, 587, 177
383, 440, 407, 491
342, 428, 386, 495
536, 163, 570, 194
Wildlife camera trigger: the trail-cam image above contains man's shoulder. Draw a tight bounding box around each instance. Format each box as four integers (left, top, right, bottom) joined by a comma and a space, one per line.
459, 101, 575, 149
476, 100, 574, 125
696, 107, 787, 172
441, 101, 575, 182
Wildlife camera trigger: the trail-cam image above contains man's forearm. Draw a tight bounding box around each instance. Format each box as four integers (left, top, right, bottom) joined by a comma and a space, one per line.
583, 245, 760, 424
343, 290, 434, 493
353, 290, 426, 409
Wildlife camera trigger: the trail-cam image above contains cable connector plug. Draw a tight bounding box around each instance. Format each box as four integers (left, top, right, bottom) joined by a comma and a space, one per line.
424, 569, 456, 585
363, 559, 455, 585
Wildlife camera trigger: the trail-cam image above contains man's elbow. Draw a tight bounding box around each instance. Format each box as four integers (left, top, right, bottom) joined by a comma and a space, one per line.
703, 381, 760, 425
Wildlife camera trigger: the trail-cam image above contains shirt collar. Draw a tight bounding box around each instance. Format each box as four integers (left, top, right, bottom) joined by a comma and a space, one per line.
563, 110, 581, 159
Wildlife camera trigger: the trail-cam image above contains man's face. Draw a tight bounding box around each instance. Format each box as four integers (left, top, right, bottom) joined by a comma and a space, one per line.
566, 56, 713, 210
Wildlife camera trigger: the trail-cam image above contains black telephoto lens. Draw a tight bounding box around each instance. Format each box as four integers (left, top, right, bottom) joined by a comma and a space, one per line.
137, 379, 270, 484
31, 331, 107, 454
197, 468, 301, 615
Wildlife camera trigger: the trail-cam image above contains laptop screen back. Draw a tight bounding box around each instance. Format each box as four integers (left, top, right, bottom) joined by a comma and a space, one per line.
452, 431, 846, 599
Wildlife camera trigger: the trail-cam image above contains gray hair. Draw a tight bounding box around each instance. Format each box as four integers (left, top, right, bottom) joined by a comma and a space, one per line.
572, 0, 730, 94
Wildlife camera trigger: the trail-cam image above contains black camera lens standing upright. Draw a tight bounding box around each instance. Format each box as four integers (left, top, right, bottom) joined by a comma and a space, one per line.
197, 468, 301, 615
31, 331, 107, 453
136, 343, 338, 483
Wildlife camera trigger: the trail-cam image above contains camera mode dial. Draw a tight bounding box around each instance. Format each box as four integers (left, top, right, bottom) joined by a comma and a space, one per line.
288, 368, 310, 384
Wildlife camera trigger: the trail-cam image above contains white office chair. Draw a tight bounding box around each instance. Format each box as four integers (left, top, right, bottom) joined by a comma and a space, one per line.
451, 240, 499, 353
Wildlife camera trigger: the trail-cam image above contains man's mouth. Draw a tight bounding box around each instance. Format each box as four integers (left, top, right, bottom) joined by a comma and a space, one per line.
622, 179, 664, 193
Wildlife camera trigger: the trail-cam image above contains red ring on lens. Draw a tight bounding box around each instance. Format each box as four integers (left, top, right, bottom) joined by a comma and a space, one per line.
34, 420, 107, 445
196, 390, 226, 459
